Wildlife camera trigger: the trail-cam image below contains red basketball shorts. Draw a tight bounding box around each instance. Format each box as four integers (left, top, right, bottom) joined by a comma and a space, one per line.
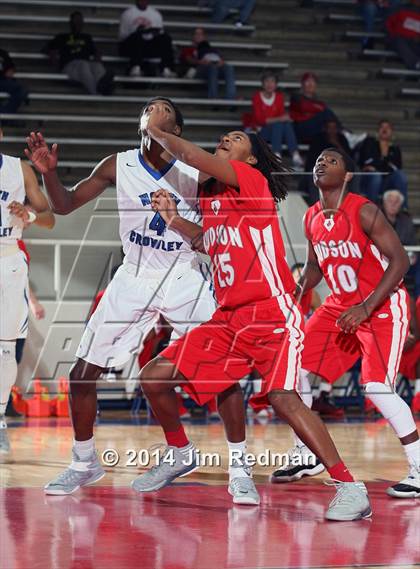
160, 295, 304, 407
301, 289, 410, 385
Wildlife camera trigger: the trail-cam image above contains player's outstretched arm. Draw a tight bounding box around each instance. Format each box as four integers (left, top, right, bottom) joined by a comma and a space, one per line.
298, 240, 323, 298
337, 203, 410, 334
152, 190, 205, 253
146, 122, 238, 188
359, 203, 409, 313
25, 132, 116, 214
8, 161, 55, 229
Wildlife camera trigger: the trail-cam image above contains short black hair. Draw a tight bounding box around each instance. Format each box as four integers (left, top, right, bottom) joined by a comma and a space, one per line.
378, 118, 392, 127
261, 70, 278, 83
141, 97, 184, 131
70, 10, 83, 20
323, 147, 355, 173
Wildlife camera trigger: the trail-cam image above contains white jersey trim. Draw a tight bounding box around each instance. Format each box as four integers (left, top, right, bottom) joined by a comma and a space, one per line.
249, 225, 285, 296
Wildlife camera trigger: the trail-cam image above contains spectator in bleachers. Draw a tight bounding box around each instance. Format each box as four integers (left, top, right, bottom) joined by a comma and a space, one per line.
358, 119, 408, 204
44, 12, 114, 95
289, 72, 342, 144
179, 28, 236, 100
386, 0, 420, 69
208, 0, 256, 27
358, 0, 400, 50
118, 0, 176, 77
303, 118, 352, 203
382, 189, 416, 247
248, 70, 303, 168
382, 188, 417, 295
0, 49, 27, 116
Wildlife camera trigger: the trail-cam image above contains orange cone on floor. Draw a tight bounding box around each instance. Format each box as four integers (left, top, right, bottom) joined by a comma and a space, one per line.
56, 377, 70, 417
26, 379, 51, 417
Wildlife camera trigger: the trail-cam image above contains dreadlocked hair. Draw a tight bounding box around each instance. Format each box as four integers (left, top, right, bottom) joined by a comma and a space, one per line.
248, 133, 289, 202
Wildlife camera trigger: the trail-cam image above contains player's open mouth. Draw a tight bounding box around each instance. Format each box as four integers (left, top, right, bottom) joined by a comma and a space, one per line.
216, 143, 230, 151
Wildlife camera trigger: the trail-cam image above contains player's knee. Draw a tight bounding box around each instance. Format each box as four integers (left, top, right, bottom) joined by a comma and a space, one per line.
0, 341, 16, 362
364, 381, 393, 396
139, 357, 175, 394
69, 359, 101, 394
268, 389, 301, 417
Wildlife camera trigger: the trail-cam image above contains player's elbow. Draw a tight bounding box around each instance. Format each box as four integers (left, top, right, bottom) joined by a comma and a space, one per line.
390, 248, 410, 277
46, 213, 55, 228
402, 249, 411, 275
51, 202, 73, 215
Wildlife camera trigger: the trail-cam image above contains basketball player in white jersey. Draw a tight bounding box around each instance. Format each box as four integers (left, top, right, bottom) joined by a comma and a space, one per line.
25, 99, 257, 503
0, 127, 55, 452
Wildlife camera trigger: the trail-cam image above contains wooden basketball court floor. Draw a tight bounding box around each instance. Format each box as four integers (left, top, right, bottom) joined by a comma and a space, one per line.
1, 415, 419, 569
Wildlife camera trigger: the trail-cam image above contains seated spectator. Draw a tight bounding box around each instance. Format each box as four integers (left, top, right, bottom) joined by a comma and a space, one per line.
358, 119, 407, 204
386, 0, 420, 69
289, 72, 343, 144
382, 188, 417, 297
0, 49, 27, 116
248, 70, 303, 168
382, 189, 416, 246
44, 12, 114, 95
358, 0, 400, 50
209, 0, 256, 26
180, 28, 236, 100
119, 0, 176, 77
303, 118, 353, 203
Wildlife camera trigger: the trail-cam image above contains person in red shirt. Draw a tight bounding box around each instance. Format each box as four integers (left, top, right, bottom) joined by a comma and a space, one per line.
386, 0, 420, 69
272, 147, 420, 499
132, 109, 372, 521
250, 71, 303, 169
289, 72, 342, 144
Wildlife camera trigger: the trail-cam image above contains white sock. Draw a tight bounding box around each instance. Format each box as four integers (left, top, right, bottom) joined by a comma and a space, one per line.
403, 439, 420, 469
294, 369, 312, 449
73, 437, 95, 461
177, 441, 194, 457
365, 382, 417, 438
228, 440, 250, 480
0, 341, 17, 416
319, 381, 332, 395
414, 379, 420, 395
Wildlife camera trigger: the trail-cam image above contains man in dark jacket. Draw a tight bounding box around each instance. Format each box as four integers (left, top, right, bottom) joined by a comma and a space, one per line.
44, 11, 114, 95
0, 49, 27, 115
358, 119, 407, 204
382, 189, 417, 294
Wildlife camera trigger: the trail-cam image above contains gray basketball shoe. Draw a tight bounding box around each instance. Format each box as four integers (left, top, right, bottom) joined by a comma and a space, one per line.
44, 449, 105, 495
132, 443, 198, 492
0, 418, 10, 453
325, 481, 372, 521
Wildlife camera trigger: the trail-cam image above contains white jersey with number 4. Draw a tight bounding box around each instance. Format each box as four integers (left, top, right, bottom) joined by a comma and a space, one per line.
116, 149, 201, 270
0, 154, 25, 244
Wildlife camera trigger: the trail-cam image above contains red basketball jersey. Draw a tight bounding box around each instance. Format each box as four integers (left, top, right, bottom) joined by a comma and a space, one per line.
200, 160, 295, 309
305, 192, 396, 308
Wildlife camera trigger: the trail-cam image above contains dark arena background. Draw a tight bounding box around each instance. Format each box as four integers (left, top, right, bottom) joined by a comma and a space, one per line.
0, 1, 419, 568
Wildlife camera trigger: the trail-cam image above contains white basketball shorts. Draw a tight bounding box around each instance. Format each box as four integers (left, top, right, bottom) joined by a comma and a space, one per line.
0, 248, 29, 340
76, 258, 216, 368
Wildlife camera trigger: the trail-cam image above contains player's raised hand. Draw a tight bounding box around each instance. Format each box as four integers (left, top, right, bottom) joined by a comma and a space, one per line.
151, 189, 179, 226
24, 132, 58, 173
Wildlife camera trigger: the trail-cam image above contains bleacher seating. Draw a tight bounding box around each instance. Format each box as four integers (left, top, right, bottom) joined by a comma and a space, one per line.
1, 0, 418, 209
